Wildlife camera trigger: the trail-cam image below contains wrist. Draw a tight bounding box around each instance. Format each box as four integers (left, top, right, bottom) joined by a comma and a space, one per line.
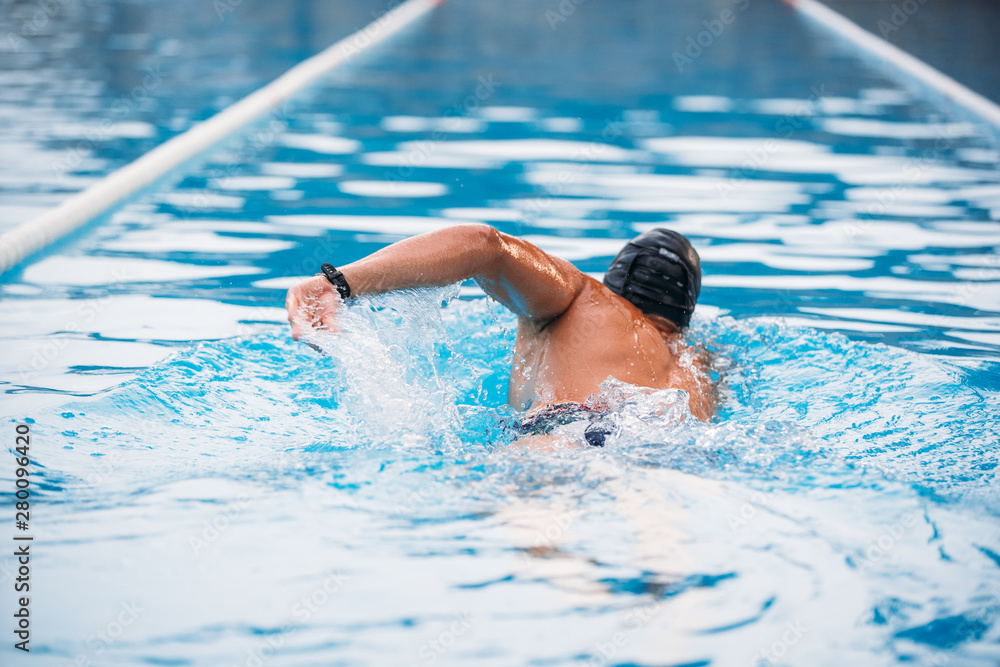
317, 263, 352, 301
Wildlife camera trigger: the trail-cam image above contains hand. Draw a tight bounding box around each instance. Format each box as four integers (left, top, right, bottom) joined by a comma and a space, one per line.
285, 275, 342, 342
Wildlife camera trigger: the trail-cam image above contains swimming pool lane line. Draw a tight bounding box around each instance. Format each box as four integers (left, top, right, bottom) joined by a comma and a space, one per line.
0, 0, 447, 277
785, 0, 1000, 135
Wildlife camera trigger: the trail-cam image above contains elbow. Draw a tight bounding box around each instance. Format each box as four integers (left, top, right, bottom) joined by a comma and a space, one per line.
464, 223, 505, 265
465, 222, 500, 246
454, 223, 507, 284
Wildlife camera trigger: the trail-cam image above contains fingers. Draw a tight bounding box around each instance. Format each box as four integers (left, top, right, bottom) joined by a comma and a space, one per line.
317, 290, 341, 333
286, 277, 341, 342
319, 312, 340, 333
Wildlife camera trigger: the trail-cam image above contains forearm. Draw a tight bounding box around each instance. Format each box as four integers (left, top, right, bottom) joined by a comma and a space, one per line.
325, 223, 583, 324
339, 224, 499, 296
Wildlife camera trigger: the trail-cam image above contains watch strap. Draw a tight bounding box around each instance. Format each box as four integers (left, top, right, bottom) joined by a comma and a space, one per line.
319, 263, 352, 300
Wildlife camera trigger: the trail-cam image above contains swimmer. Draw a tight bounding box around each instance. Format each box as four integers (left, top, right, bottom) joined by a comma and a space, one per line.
285, 225, 714, 445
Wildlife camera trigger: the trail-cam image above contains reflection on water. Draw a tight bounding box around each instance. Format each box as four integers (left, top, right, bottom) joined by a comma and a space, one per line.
1, 0, 999, 665
0, 0, 390, 233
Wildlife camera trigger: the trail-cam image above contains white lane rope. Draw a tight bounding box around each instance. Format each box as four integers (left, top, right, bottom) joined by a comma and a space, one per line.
786, 0, 1000, 134
0, 0, 445, 275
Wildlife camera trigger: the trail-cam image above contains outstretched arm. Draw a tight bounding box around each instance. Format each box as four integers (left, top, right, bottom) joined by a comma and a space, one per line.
286, 224, 586, 340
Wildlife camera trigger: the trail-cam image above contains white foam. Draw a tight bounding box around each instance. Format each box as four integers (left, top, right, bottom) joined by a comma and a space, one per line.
510, 195, 805, 214
673, 96, 734, 113
956, 148, 1000, 164
538, 117, 584, 133
643, 136, 829, 156
408, 139, 634, 163
814, 200, 966, 219
279, 133, 361, 155
101, 231, 295, 254
264, 215, 471, 235
945, 331, 1000, 346
440, 208, 525, 222
777, 316, 917, 333
697, 243, 874, 272
748, 99, 820, 116
21, 256, 264, 286
50, 121, 157, 139
338, 180, 448, 198
360, 151, 501, 170
214, 176, 297, 191
523, 169, 822, 194
953, 267, 1000, 281
634, 218, 1000, 253
252, 276, 310, 289
641, 136, 999, 185
819, 118, 980, 140
169, 220, 323, 236
156, 191, 245, 209
844, 186, 954, 204
381, 116, 486, 133
860, 88, 911, 105
908, 252, 1000, 269
800, 307, 1000, 331
837, 164, 997, 186
261, 162, 343, 178
705, 274, 1000, 310
476, 106, 538, 122
748, 97, 877, 116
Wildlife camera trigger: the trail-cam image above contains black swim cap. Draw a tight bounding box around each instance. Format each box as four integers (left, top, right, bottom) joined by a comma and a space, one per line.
603, 228, 702, 329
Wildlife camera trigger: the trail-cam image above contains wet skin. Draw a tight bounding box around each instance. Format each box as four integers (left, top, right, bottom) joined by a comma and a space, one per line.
286, 224, 714, 422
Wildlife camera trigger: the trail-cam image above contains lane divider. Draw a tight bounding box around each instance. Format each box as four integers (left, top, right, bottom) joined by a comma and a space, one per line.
785, 0, 1000, 134
0, 0, 446, 275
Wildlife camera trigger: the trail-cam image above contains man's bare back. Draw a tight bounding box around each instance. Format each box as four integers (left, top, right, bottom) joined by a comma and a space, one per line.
286, 224, 713, 429
509, 277, 712, 420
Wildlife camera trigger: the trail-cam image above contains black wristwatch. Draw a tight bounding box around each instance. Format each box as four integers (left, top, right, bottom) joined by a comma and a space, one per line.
318, 263, 352, 300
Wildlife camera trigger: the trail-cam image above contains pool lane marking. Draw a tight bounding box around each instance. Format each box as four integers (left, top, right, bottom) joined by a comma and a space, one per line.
0, 0, 447, 276
784, 0, 1000, 134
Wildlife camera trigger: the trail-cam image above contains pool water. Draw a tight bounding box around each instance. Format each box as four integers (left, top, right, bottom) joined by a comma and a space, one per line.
2, 0, 1000, 665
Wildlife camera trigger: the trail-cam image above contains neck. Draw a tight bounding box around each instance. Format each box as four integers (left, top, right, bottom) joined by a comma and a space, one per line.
644, 314, 681, 338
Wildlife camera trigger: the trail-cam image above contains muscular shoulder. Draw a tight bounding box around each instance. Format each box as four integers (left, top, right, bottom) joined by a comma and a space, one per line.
539, 276, 633, 332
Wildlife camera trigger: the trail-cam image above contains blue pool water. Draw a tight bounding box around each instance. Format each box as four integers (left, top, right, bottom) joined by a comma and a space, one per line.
2, 0, 1000, 665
